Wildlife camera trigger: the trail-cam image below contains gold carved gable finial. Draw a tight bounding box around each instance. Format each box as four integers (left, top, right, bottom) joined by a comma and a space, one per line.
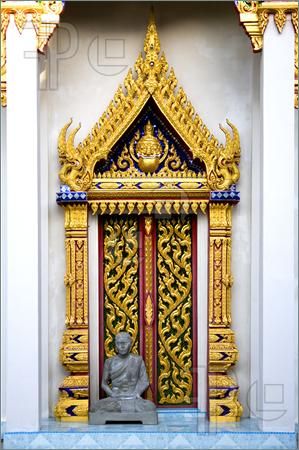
135, 9, 168, 94
144, 9, 160, 56
58, 12, 241, 192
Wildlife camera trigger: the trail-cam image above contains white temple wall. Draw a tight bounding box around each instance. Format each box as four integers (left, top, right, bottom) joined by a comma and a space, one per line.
45, 2, 253, 417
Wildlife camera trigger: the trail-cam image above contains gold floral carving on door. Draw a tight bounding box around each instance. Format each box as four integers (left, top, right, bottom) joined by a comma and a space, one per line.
157, 217, 193, 405
99, 215, 197, 407
102, 216, 139, 358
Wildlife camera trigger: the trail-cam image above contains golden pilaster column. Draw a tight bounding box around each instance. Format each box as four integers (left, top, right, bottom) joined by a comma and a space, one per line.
55, 203, 89, 421
208, 202, 243, 422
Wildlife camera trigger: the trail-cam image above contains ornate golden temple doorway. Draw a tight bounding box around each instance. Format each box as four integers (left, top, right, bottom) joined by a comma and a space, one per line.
98, 214, 197, 407
55, 15, 243, 423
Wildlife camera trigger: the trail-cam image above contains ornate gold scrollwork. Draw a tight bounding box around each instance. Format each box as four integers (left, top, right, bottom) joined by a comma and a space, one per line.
55, 203, 89, 421
89, 200, 208, 216
208, 203, 242, 422
96, 120, 201, 180
60, 329, 88, 373
236, 1, 298, 108
157, 217, 193, 405
209, 203, 233, 327
236, 1, 297, 48
58, 16, 240, 191
103, 217, 139, 358
64, 205, 88, 328
0, 1, 64, 106
143, 216, 155, 400
55, 12, 243, 424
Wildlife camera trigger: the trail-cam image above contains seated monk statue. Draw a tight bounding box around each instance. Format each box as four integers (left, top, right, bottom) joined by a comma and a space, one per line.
89, 331, 157, 424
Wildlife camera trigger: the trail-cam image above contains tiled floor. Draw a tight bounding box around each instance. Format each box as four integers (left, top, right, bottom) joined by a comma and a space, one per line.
3, 411, 298, 449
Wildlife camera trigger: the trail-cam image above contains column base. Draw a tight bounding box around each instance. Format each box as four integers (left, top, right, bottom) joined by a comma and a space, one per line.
54, 375, 88, 421
209, 374, 243, 422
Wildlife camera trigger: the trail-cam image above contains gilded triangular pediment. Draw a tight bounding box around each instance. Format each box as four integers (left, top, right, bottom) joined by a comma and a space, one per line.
58, 15, 240, 193
94, 99, 206, 180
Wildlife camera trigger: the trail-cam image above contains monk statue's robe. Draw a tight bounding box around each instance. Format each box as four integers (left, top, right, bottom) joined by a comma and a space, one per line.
92, 353, 155, 413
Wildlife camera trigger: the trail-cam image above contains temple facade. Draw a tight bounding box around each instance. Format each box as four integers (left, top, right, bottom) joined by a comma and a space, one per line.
1, 1, 298, 449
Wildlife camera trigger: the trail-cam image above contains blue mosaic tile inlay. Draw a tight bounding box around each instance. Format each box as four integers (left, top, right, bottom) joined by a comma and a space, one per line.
211, 189, 240, 202
56, 186, 87, 204
3, 413, 297, 449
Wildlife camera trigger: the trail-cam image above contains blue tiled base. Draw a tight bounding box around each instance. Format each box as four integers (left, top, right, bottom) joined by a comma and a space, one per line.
3, 412, 298, 449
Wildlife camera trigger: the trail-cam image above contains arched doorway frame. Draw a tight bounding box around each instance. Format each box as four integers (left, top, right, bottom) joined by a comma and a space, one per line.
55, 16, 242, 423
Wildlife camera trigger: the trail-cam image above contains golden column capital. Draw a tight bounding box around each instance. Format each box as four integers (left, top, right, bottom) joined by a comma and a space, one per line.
236, 1, 298, 108
236, 1, 297, 50
1, 0, 64, 106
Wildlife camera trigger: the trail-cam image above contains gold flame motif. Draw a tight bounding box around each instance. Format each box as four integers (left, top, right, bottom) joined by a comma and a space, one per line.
157, 217, 193, 405
103, 217, 139, 358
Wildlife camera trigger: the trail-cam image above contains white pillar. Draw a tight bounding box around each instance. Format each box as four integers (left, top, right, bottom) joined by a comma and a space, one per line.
259, 15, 295, 431
1, 104, 7, 426
6, 16, 40, 431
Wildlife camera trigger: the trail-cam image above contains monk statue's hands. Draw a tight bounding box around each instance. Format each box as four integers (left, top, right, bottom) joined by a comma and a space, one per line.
111, 387, 120, 398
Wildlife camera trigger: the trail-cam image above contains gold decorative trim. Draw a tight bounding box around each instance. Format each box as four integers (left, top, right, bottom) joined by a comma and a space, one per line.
208, 203, 242, 422
144, 216, 154, 400
292, 10, 298, 108
236, 1, 298, 108
236, 1, 297, 49
96, 120, 207, 180
55, 203, 89, 421
64, 204, 89, 327
209, 372, 243, 422
103, 216, 139, 358
56, 13, 243, 423
1, 10, 10, 107
157, 217, 193, 405
55, 398, 88, 421
89, 200, 208, 216
60, 329, 88, 373
60, 375, 89, 389
1, 1, 64, 107
58, 16, 241, 191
